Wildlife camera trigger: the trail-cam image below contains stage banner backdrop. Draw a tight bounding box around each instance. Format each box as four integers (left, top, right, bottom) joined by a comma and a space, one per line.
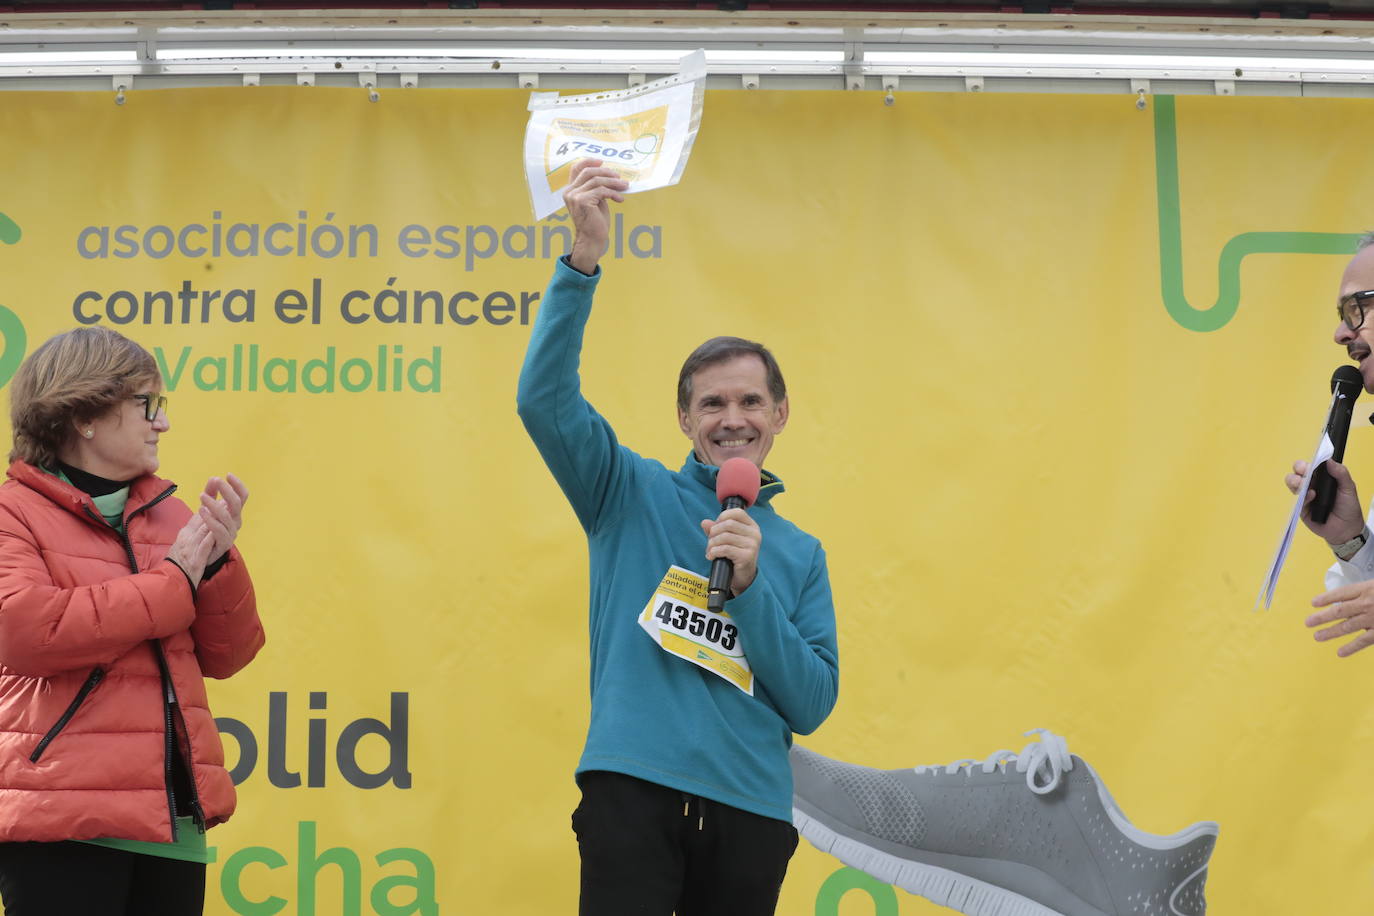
0, 85, 1370, 916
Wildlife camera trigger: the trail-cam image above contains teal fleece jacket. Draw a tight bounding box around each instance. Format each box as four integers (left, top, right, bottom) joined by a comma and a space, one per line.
517, 258, 839, 822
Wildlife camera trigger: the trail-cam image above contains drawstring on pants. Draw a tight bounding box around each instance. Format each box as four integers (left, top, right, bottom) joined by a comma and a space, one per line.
680, 793, 706, 831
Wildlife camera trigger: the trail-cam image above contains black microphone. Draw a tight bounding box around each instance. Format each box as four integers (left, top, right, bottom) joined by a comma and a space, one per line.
707, 458, 761, 614
1309, 365, 1363, 524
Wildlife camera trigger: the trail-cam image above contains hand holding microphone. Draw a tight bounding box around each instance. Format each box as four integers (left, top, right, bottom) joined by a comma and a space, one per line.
703, 458, 762, 613
1308, 365, 1363, 524
1288, 366, 1367, 544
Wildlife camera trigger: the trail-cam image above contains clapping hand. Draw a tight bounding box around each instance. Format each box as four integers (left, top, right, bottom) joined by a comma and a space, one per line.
195, 474, 249, 564
167, 473, 249, 584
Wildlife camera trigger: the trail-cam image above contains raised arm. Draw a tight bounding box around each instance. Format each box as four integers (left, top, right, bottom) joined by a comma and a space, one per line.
516, 160, 639, 531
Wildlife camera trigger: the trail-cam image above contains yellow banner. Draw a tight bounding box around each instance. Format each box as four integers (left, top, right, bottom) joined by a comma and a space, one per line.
0, 85, 1370, 915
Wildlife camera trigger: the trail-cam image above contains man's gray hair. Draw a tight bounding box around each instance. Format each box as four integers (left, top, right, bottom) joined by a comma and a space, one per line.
1357, 231, 1374, 252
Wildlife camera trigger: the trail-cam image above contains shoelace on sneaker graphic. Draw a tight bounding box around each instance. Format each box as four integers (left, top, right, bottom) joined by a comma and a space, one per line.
914, 727, 1073, 795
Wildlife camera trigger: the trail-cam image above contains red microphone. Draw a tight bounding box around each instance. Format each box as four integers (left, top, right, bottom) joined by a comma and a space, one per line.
708, 458, 761, 613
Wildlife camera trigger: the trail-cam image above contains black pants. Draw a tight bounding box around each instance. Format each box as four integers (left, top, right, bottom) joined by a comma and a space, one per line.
0, 841, 206, 916
572, 770, 799, 916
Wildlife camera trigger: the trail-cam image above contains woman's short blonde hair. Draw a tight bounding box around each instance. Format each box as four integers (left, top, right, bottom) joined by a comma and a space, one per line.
8, 327, 160, 468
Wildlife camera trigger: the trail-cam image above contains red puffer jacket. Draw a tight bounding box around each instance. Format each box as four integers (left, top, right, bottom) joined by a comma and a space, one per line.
0, 461, 264, 843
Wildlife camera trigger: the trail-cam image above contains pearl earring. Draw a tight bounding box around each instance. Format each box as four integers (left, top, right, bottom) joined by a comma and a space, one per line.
82, 429, 93, 439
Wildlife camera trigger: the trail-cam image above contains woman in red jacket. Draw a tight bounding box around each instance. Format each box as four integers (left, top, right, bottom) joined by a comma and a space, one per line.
0, 326, 265, 915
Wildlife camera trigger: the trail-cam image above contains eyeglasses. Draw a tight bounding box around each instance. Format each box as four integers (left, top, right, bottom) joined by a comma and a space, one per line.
133, 393, 167, 421
1339, 289, 1374, 331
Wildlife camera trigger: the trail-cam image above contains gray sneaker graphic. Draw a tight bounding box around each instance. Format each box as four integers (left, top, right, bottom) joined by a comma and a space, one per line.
791, 729, 1217, 916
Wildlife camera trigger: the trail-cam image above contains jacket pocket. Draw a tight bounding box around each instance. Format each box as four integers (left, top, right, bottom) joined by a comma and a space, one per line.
29, 667, 105, 763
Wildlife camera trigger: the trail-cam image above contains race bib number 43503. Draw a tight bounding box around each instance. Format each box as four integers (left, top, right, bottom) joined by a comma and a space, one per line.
638, 565, 753, 695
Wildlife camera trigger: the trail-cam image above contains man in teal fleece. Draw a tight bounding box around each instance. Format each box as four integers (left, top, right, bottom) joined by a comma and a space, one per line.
517, 159, 839, 915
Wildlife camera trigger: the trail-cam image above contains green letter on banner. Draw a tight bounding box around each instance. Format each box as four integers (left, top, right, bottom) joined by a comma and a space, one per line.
220, 846, 288, 916
298, 821, 362, 916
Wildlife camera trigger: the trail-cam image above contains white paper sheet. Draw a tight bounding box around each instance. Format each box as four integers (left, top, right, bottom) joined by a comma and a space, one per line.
523, 50, 707, 220
1258, 390, 1340, 610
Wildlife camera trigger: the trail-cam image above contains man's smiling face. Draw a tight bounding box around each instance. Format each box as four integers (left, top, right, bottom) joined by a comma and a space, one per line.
677, 354, 788, 468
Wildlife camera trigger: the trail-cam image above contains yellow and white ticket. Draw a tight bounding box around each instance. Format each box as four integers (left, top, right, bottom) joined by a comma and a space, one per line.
524, 50, 706, 221
638, 565, 753, 695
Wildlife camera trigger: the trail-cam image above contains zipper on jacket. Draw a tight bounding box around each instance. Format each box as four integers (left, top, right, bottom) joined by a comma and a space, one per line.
161, 670, 180, 842
78, 483, 176, 537
81, 482, 177, 571
120, 518, 206, 838
123, 484, 177, 526
29, 666, 105, 763
98, 482, 208, 839
152, 640, 207, 835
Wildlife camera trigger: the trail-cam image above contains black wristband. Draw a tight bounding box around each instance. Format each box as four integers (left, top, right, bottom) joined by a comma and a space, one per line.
561, 253, 596, 278
164, 557, 198, 597
202, 551, 230, 582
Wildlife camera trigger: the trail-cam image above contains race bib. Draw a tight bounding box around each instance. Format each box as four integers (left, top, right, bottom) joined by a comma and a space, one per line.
638, 565, 753, 695
523, 50, 706, 220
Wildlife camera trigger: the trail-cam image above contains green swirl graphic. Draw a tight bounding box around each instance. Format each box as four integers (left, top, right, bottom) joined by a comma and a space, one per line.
1155, 95, 1361, 332
0, 305, 26, 390
0, 211, 24, 388
0, 212, 19, 246
814, 867, 898, 915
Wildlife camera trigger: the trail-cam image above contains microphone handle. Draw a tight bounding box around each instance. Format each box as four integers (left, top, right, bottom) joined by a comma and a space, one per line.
1310, 466, 1337, 524
1311, 401, 1355, 524
706, 495, 747, 613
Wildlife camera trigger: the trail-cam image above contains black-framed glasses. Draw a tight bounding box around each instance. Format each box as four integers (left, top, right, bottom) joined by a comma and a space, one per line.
133, 394, 167, 421
1339, 289, 1374, 331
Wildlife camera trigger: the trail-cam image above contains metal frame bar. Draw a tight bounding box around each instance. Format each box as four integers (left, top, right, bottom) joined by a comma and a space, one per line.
0, 7, 1372, 95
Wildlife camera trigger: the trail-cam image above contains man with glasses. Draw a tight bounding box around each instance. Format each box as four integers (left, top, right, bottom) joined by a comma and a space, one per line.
1287, 233, 1374, 656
